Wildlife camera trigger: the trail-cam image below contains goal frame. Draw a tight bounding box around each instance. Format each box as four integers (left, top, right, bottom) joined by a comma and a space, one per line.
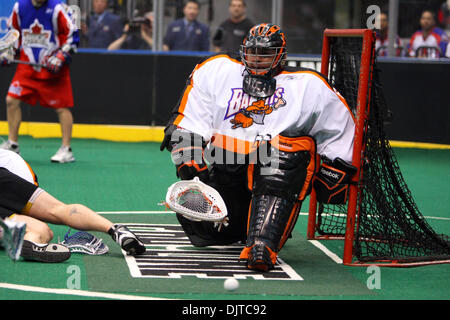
307, 29, 450, 267
307, 29, 375, 266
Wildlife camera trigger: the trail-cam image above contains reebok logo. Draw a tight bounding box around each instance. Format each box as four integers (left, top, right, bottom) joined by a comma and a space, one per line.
320, 168, 341, 180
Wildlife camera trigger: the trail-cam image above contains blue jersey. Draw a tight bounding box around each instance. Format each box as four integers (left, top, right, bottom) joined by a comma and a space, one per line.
8, 0, 78, 78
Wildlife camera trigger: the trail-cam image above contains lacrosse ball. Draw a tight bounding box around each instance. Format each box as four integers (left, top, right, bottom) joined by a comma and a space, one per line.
224, 278, 239, 291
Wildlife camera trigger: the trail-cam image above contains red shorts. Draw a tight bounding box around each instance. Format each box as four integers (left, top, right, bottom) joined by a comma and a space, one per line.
7, 66, 74, 109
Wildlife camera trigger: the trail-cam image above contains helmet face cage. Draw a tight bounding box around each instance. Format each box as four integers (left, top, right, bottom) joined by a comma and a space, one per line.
240, 23, 287, 76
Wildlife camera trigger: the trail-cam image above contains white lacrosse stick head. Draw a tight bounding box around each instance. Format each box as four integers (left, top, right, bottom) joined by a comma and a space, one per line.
0, 29, 19, 64
0, 29, 19, 52
165, 177, 228, 226
0, 47, 14, 62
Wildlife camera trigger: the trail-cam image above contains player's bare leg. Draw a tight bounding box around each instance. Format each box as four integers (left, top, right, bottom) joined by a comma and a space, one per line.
10, 213, 70, 263
27, 190, 113, 233
28, 190, 146, 255
51, 107, 75, 162
55, 107, 73, 147
5, 96, 21, 143
1, 96, 22, 153
11, 214, 54, 244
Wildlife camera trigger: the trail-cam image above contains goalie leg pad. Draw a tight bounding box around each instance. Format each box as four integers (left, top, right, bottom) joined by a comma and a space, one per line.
240, 195, 302, 271
241, 135, 316, 271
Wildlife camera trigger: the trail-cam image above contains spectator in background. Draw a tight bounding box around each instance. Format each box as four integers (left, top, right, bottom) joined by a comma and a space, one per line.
82, 0, 123, 48
163, 0, 209, 52
408, 10, 448, 58
212, 0, 254, 54
438, 0, 450, 31
108, 12, 154, 50
375, 12, 403, 57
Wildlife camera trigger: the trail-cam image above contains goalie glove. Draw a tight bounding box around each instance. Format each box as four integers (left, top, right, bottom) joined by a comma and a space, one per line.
313, 157, 357, 204
165, 127, 209, 182
171, 144, 209, 182
44, 44, 74, 73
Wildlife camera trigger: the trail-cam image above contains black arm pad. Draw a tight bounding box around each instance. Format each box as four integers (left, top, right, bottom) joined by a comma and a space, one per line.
313, 157, 356, 204
163, 127, 209, 182
160, 125, 178, 151
171, 145, 209, 182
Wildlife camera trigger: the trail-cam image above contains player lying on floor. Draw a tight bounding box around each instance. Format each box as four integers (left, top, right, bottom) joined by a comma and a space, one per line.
0, 149, 146, 262
0, 217, 26, 261
160, 23, 356, 272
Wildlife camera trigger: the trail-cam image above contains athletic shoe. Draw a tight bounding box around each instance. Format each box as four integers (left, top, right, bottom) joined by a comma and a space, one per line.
21, 240, 71, 263
0, 140, 20, 154
108, 224, 146, 255
61, 229, 109, 255
50, 146, 75, 163
245, 241, 275, 272
0, 219, 26, 261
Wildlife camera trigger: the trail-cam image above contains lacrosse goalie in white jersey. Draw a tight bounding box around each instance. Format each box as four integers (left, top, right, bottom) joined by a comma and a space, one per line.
161, 23, 356, 272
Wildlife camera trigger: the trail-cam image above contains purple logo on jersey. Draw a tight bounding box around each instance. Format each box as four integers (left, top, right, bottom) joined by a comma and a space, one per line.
224, 87, 286, 120
225, 88, 287, 129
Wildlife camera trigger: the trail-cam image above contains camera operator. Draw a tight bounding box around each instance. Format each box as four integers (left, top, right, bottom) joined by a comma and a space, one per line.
107, 12, 154, 50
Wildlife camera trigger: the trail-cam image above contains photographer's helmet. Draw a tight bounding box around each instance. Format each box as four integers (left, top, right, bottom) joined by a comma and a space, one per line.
240, 23, 287, 77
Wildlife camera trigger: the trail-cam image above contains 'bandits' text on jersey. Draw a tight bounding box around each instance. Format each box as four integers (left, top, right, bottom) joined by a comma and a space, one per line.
8, 0, 78, 79
170, 54, 355, 163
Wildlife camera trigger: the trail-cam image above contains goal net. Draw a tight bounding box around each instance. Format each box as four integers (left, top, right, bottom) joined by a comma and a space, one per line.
307, 29, 450, 266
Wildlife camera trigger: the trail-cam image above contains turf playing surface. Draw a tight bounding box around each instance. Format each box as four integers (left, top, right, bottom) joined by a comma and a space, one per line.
0, 136, 449, 301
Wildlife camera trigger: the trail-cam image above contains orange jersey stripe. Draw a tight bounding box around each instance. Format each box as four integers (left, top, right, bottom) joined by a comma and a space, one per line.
211, 133, 259, 155
173, 55, 242, 126
24, 160, 38, 186
196, 54, 242, 69
173, 80, 193, 126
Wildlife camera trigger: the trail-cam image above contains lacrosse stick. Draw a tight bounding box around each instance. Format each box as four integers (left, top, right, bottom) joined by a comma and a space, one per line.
0, 29, 19, 66
0, 29, 19, 52
0, 29, 44, 68
60, 228, 109, 255
0, 218, 26, 262
165, 177, 229, 230
11, 59, 44, 68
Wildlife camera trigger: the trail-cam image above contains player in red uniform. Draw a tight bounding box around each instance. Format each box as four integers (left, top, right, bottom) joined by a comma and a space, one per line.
0, 0, 78, 162
408, 10, 449, 58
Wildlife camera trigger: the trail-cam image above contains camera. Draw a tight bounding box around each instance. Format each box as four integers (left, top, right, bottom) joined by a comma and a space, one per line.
127, 16, 151, 34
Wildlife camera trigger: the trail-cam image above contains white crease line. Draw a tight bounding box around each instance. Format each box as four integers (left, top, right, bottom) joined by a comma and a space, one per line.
97, 211, 175, 214
308, 240, 343, 264
0, 282, 171, 300
97, 211, 450, 221
96, 211, 448, 265
422, 215, 450, 221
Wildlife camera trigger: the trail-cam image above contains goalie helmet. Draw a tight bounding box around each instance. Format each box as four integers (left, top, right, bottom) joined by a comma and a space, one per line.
240, 23, 287, 77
